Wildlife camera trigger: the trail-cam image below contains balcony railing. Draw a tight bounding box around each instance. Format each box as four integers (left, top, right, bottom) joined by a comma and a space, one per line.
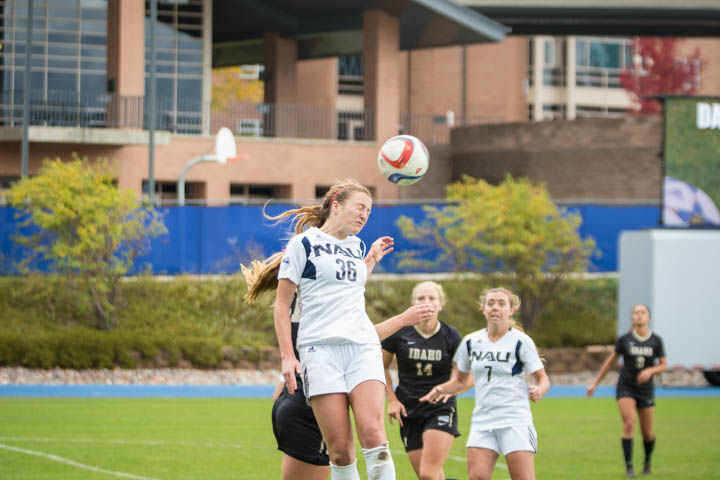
211, 101, 374, 141
1, 90, 502, 144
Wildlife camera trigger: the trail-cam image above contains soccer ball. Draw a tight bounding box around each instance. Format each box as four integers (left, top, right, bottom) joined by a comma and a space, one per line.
377, 135, 429, 185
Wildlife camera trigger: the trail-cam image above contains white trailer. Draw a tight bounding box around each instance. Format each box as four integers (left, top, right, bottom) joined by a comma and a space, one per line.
618, 229, 720, 386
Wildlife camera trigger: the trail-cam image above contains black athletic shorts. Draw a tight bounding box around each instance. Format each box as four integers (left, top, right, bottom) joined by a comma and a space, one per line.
398, 405, 460, 452
616, 380, 655, 409
271, 392, 329, 466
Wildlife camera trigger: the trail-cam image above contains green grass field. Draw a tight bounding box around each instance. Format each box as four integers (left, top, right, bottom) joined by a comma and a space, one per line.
1, 397, 718, 479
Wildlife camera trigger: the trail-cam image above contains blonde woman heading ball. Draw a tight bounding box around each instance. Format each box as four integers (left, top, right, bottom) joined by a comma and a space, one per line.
244, 180, 435, 480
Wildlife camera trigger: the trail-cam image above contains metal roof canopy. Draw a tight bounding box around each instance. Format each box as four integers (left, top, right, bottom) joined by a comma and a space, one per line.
213, 0, 509, 67
460, 0, 720, 37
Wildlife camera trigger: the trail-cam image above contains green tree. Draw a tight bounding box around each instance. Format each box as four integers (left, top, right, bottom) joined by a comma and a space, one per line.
9, 155, 167, 330
396, 175, 596, 330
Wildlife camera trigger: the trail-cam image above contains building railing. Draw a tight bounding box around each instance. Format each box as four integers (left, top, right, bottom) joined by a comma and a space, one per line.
0, 90, 503, 144
211, 101, 374, 141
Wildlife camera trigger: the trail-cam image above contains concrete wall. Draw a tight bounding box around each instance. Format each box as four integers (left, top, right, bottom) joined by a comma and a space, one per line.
450, 115, 663, 202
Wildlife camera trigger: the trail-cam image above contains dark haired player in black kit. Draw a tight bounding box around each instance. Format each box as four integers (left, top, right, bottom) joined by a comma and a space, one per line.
271, 295, 436, 480
382, 281, 469, 480
587, 304, 667, 478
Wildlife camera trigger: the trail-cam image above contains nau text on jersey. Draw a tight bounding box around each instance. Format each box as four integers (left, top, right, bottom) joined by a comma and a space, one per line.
312, 243, 363, 259
629, 345, 653, 356
471, 351, 511, 362
408, 348, 443, 361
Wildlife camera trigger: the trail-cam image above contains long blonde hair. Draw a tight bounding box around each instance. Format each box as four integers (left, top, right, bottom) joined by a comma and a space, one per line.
242, 179, 372, 302
478, 287, 525, 333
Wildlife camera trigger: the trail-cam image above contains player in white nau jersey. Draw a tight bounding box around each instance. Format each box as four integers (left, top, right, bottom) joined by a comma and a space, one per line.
421, 287, 550, 480
243, 180, 434, 480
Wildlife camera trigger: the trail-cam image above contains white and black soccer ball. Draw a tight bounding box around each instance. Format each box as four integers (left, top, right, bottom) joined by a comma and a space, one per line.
377, 135, 429, 185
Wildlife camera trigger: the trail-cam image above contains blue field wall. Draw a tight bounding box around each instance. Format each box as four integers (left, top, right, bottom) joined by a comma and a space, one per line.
0, 204, 660, 275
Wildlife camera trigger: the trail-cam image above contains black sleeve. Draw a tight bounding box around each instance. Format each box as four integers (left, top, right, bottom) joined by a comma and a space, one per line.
614, 335, 625, 355
656, 335, 665, 358
381, 330, 399, 354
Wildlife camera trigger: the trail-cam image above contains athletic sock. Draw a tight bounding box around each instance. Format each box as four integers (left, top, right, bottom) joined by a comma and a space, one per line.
362, 443, 395, 480
330, 459, 361, 480
622, 437, 634, 469
643, 437, 655, 464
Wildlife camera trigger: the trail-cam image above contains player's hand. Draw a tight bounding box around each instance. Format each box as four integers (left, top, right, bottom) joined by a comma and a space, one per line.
387, 399, 407, 426
528, 385, 543, 402
436, 392, 454, 404
401, 304, 435, 327
636, 369, 653, 384
420, 385, 444, 404
586, 384, 597, 397
282, 356, 302, 395
367, 236, 394, 264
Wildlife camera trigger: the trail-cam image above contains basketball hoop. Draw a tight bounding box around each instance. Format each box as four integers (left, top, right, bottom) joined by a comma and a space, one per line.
177, 127, 248, 206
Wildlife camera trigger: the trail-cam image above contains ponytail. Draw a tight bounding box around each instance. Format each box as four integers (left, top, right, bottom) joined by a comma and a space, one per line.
242, 179, 371, 303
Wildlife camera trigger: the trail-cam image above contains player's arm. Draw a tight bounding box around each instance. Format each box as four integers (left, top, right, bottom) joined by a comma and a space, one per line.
271, 381, 284, 402
587, 351, 620, 397
364, 236, 394, 275
383, 349, 407, 426
420, 365, 472, 404
528, 368, 550, 402
374, 304, 434, 341
433, 364, 474, 403
274, 278, 301, 394
636, 356, 668, 383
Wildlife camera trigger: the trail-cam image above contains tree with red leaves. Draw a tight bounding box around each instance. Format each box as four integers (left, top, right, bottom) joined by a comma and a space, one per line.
620, 37, 705, 114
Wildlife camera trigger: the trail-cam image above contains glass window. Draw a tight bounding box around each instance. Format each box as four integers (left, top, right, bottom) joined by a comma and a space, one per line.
49, 44, 78, 56
177, 52, 200, 63
14, 70, 44, 91
48, 57, 77, 68
156, 51, 175, 61
80, 9, 106, 20
80, 72, 105, 93
80, 59, 104, 70
576, 39, 588, 66
589, 42, 620, 68
80, 19, 105, 33
48, 19, 78, 31
48, 71, 76, 91
47, 7, 78, 18
48, 32, 78, 43
624, 44, 633, 69
177, 63, 201, 75
177, 78, 200, 101
81, 45, 105, 57
144, 0, 204, 133
543, 39, 555, 66
80, 33, 105, 45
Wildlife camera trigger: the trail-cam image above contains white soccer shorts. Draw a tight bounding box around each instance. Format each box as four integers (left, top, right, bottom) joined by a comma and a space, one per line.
298, 342, 385, 398
466, 424, 538, 456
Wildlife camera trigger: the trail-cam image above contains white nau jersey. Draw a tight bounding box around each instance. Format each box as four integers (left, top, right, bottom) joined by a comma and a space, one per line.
278, 227, 379, 347
454, 327, 544, 431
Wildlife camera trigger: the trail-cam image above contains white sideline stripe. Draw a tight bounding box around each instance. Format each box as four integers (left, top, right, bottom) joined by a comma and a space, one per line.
0, 442, 161, 480
1, 437, 509, 472
0, 436, 249, 449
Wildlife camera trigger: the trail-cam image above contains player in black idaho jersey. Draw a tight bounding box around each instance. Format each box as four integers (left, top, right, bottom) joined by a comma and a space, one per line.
587, 304, 667, 478
382, 281, 468, 480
